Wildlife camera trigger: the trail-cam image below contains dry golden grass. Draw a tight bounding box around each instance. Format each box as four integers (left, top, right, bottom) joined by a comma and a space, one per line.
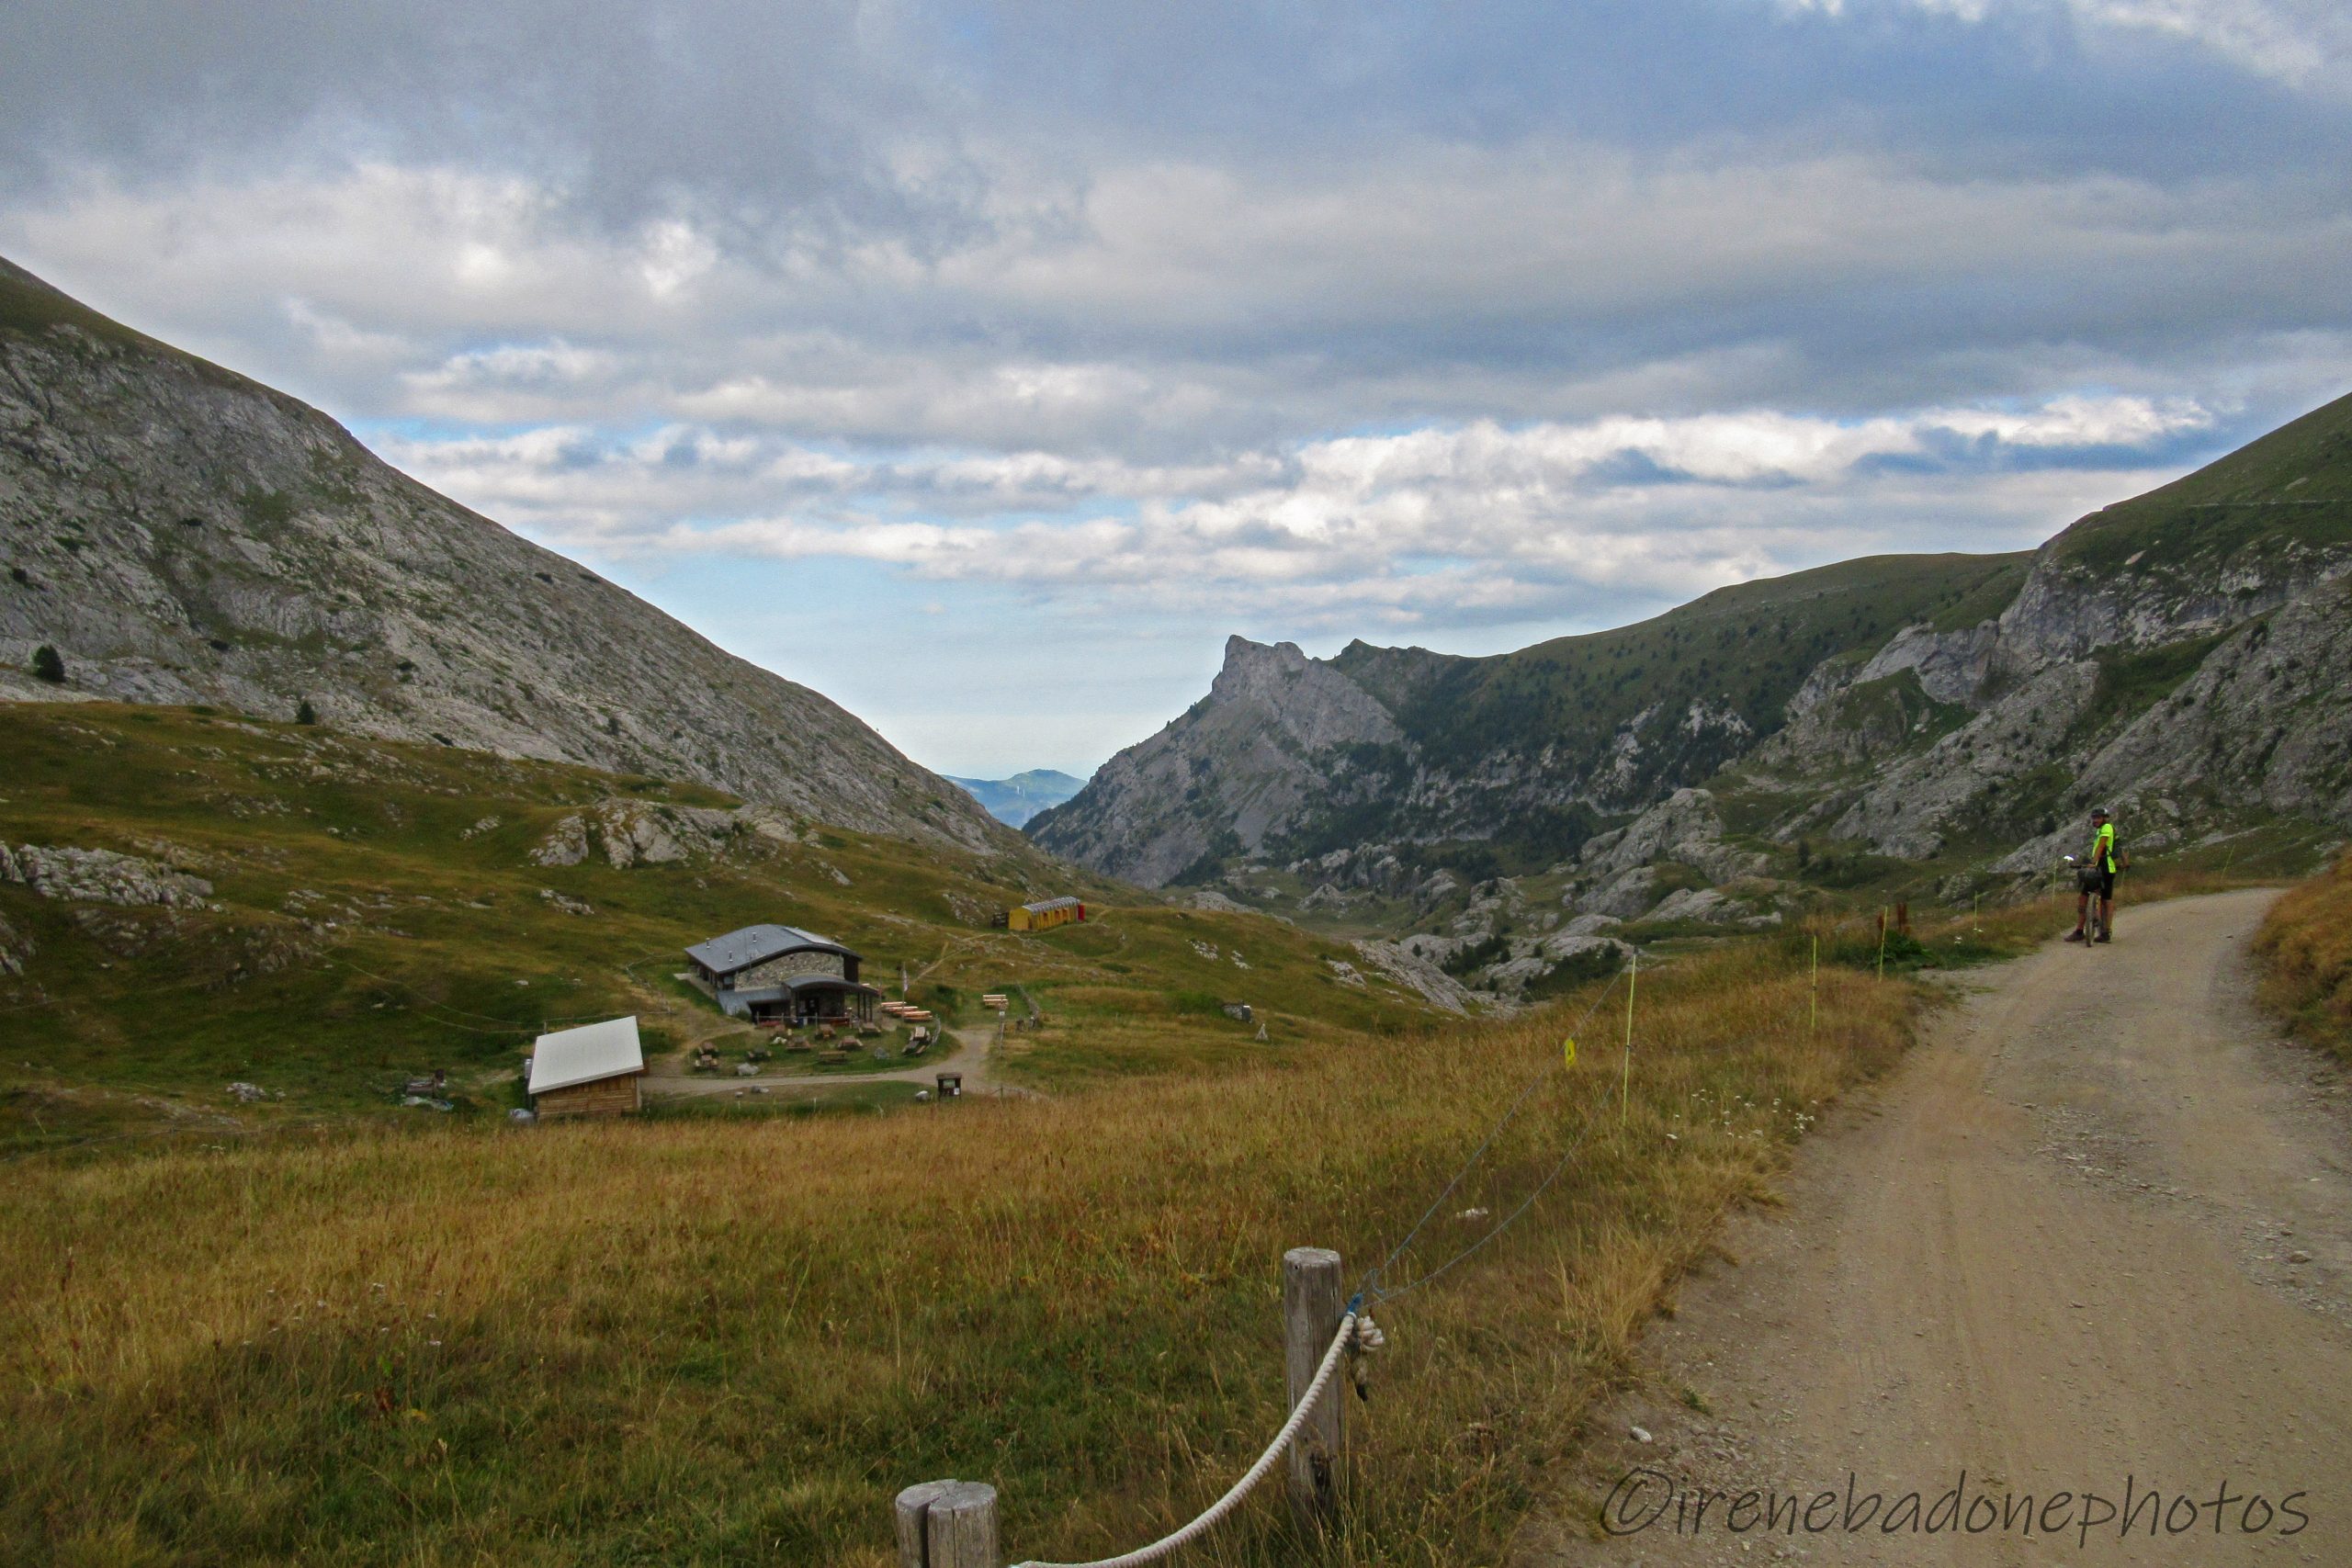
2256, 849, 2352, 1062
0, 941, 1916, 1566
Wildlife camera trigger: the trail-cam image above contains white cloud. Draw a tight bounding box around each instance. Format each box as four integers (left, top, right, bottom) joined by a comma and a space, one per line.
1770, 0, 2351, 89
368, 394, 2220, 632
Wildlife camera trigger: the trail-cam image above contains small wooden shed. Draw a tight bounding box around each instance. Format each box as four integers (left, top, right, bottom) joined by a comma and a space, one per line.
527, 1017, 646, 1118
1006, 896, 1086, 932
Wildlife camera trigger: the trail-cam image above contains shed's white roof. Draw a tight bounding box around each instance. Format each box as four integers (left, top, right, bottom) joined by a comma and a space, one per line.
528, 1016, 644, 1094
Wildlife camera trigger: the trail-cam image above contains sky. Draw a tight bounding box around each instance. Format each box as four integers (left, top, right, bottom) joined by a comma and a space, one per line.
5, 1, 2349, 779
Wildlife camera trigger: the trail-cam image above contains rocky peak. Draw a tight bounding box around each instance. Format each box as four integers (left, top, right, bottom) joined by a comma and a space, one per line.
1206, 636, 1403, 751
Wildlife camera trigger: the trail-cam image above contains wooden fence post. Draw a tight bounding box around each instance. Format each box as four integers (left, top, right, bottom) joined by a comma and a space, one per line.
1283, 1246, 1346, 1531
896, 1480, 997, 1568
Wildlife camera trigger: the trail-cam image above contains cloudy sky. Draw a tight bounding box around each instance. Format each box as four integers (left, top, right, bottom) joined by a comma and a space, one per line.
6, 1, 2348, 776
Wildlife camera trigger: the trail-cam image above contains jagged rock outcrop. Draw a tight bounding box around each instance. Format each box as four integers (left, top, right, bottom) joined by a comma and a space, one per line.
0, 258, 1007, 853
529, 800, 775, 869
1350, 938, 1484, 1014
0, 843, 214, 908
1782, 395, 2352, 861
1990, 575, 2352, 871
1575, 789, 1769, 886
1027, 636, 1407, 886
0, 910, 30, 976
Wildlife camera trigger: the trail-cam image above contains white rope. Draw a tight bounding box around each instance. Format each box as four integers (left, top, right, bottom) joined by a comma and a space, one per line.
1012, 1311, 1361, 1568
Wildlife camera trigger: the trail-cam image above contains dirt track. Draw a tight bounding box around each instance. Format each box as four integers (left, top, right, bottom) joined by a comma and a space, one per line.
642, 1023, 1032, 1100
1528, 888, 2352, 1566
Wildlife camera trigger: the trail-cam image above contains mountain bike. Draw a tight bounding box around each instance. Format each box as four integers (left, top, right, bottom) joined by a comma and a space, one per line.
2063, 854, 2109, 942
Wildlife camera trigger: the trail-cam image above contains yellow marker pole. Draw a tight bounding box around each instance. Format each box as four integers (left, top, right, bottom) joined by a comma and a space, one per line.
1620, 949, 1637, 1127
1562, 1036, 1577, 1069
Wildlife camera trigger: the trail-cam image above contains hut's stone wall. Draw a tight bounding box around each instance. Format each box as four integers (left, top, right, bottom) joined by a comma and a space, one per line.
731, 949, 845, 987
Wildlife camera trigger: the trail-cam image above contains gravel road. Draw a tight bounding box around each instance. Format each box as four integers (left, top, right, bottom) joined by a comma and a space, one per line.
1526, 888, 2352, 1566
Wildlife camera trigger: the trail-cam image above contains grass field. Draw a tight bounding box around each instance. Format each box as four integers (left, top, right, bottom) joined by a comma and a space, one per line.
2256, 849, 2352, 1063
5, 696, 2334, 1566
1, 921, 1928, 1567
0, 701, 1436, 1155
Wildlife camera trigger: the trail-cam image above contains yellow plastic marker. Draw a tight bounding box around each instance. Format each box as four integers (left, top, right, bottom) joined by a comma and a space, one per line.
1562, 1036, 1577, 1068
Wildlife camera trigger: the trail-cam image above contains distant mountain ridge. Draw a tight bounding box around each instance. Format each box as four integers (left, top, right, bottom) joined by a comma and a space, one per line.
947, 769, 1087, 828
0, 257, 1011, 852
1032, 392, 2352, 992
1028, 551, 2033, 886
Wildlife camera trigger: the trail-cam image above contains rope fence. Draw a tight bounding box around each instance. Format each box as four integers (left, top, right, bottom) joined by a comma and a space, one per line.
888, 931, 1920, 1568
1005, 1308, 1364, 1568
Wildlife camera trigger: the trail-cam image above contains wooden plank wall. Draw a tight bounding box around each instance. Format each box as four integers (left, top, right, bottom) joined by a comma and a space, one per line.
535, 1075, 642, 1118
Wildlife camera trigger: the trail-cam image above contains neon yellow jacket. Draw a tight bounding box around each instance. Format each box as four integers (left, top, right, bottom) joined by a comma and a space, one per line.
2091, 821, 2117, 874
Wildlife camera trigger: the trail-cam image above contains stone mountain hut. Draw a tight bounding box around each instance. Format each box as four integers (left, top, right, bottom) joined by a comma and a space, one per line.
685, 923, 882, 1023
526, 1016, 646, 1118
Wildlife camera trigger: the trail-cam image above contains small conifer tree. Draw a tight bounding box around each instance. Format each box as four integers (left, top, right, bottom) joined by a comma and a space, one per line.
295, 697, 318, 725
31, 645, 64, 683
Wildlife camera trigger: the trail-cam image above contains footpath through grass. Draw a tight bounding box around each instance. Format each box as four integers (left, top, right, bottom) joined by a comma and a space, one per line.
2, 932, 1921, 1567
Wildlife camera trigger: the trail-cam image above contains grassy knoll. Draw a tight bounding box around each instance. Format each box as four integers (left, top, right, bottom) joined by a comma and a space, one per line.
2255, 849, 2352, 1063
1, 929, 1923, 1567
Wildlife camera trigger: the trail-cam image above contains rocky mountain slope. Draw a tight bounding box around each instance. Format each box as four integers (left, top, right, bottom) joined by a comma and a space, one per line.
1035, 393, 2352, 997
1031, 551, 2032, 886
0, 258, 1008, 852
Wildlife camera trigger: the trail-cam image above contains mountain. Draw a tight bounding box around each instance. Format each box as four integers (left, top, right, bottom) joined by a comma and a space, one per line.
946, 769, 1088, 828
1034, 393, 2352, 987
1028, 552, 2031, 886
0, 257, 1008, 852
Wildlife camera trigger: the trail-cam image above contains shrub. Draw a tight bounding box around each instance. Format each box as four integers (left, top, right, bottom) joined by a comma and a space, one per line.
30, 645, 63, 683
295, 698, 318, 726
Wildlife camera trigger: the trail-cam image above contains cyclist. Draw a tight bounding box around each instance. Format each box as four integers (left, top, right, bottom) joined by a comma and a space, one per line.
2065, 807, 2119, 944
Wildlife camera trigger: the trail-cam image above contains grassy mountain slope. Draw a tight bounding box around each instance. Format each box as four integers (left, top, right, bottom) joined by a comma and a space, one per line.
2049, 389, 2352, 574
1344, 551, 2029, 789
0, 702, 1430, 1154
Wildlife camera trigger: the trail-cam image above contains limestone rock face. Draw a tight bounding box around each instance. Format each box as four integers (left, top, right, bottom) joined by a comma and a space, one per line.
1577, 789, 1768, 886
0, 843, 214, 908
1027, 635, 1408, 886
1349, 938, 1484, 1014
0, 259, 1007, 854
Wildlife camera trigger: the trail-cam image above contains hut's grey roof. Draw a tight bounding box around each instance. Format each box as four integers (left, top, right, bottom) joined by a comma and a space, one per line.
685, 923, 857, 975
528, 1017, 644, 1094
1023, 896, 1083, 913
718, 976, 885, 1015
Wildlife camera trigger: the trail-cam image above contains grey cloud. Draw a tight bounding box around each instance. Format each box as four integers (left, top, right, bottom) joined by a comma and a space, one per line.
6, 1, 2348, 676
